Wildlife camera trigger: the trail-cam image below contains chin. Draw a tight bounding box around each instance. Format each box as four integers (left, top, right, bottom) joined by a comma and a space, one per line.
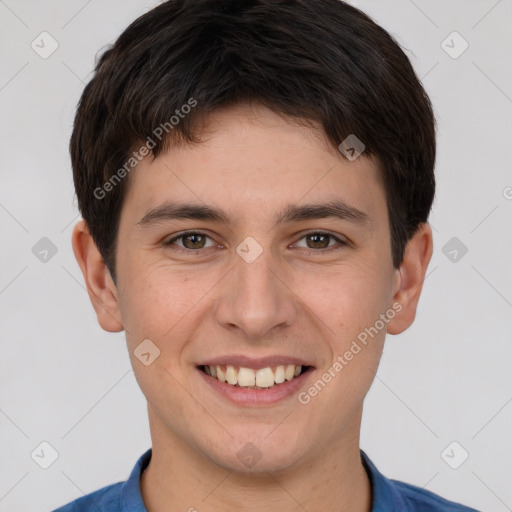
212, 447, 302, 474
203, 427, 307, 474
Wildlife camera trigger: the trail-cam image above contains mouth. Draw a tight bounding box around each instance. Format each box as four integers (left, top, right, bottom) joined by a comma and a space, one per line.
195, 355, 316, 406
198, 363, 313, 389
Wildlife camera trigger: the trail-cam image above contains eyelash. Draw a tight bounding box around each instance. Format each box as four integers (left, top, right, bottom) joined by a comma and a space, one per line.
163, 230, 348, 255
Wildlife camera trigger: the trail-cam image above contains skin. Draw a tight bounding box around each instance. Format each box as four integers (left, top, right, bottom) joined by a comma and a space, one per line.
72, 102, 433, 512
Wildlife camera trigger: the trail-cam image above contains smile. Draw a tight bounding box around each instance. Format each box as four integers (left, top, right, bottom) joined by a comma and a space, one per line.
196, 356, 315, 406
199, 364, 308, 389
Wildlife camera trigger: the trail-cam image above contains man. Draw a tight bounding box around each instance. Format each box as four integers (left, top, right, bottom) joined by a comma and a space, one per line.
54, 0, 480, 510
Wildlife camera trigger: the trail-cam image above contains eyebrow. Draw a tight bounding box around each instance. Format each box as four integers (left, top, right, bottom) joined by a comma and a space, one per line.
137, 200, 372, 229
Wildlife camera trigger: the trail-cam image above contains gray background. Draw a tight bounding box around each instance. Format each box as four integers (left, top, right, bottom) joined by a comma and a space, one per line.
1, 1, 511, 511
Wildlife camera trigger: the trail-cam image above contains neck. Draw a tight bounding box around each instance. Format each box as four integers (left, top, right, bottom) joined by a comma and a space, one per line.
140, 407, 372, 512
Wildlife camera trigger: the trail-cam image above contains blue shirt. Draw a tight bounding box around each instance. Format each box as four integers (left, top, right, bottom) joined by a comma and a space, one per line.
52, 448, 480, 511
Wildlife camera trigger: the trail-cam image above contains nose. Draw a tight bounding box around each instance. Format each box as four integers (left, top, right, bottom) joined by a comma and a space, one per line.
213, 246, 298, 342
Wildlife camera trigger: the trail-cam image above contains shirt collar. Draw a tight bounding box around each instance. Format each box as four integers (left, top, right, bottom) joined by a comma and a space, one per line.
360, 449, 408, 512
120, 448, 405, 512
120, 448, 152, 511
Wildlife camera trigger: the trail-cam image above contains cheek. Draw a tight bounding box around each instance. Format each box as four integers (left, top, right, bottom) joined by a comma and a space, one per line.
299, 262, 389, 330
301, 269, 389, 409
118, 267, 185, 343
296, 262, 392, 392
118, 261, 221, 360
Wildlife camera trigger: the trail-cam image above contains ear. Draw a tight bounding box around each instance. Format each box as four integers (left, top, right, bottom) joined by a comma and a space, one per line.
71, 219, 124, 332
387, 222, 433, 335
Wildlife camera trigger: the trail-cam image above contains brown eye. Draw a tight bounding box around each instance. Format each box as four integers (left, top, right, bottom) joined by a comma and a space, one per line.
294, 231, 348, 252
181, 233, 207, 249
305, 233, 331, 249
164, 231, 215, 251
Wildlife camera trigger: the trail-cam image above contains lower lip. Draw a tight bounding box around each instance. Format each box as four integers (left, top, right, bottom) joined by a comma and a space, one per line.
197, 367, 314, 406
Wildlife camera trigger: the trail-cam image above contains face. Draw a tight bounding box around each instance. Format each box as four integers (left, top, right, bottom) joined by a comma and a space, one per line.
101, 103, 405, 472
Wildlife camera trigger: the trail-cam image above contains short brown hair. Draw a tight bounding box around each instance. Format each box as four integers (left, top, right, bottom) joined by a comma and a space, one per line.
70, 0, 436, 283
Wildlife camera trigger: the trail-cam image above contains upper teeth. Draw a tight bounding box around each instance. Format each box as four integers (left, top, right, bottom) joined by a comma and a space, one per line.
204, 364, 303, 388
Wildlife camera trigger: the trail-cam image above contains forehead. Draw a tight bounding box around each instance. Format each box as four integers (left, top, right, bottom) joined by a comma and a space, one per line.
121, 103, 387, 229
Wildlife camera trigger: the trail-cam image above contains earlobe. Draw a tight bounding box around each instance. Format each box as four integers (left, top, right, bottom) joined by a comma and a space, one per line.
71, 220, 124, 332
386, 223, 434, 336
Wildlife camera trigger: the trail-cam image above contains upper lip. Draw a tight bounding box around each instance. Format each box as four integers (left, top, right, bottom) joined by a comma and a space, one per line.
198, 354, 314, 370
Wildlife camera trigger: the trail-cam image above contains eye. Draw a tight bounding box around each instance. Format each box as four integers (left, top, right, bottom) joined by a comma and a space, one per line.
164, 231, 217, 251
163, 230, 348, 254
293, 231, 348, 252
